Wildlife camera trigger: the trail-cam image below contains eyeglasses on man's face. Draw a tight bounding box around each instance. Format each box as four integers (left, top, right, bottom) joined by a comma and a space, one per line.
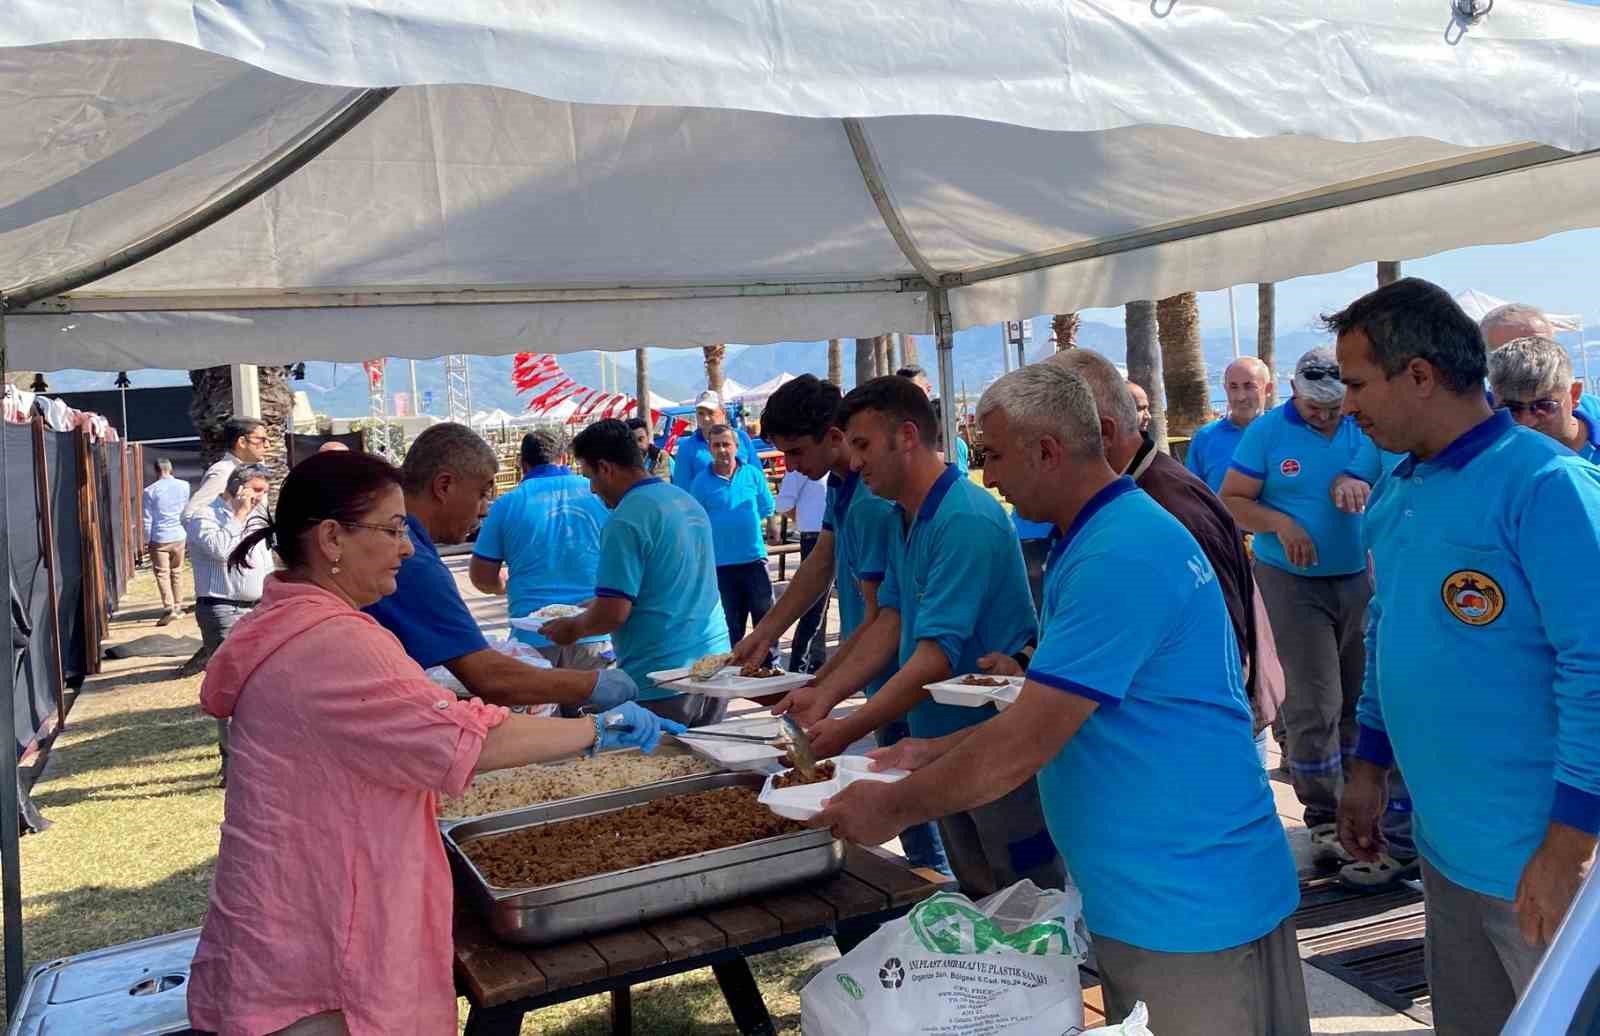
1298, 367, 1340, 382
1499, 399, 1563, 419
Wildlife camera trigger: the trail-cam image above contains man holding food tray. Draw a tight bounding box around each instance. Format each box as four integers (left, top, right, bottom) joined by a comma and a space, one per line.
543, 419, 733, 727
735, 374, 952, 875
813, 365, 1307, 1036
776, 375, 1062, 898
365, 423, 640, 714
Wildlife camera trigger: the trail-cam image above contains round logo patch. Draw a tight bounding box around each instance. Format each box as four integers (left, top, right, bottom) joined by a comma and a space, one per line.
1279, 458, 1302, 477
1441, 569, 1505, 626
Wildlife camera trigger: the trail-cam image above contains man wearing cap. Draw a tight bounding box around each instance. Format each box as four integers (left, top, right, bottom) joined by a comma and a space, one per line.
1221, 347, 1383, 866
1488, 336, 1600, 462
671, 390, 760, 490
1186, 357, 1273, 493
1334, 278, 1600, 1034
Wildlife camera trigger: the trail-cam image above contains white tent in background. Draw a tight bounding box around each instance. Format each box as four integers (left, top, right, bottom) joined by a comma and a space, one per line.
1452, 289, 1584, 332
732, 372, 797, 405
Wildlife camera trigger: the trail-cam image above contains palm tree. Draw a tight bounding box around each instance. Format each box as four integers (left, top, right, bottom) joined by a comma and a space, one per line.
188, 365, 294, 486
898, 332, 919, 366
1052, 313, 1080, 352
1377, 261, 1402, 286
1156, 292, 1208, 437
702, 344, 726, 394
854, 338, 876, 387
881, 334, 897, 374
1125, 301, 1167, 451
827, 339, 843, 386
1257, 283, 1277, 405
634, 348, 650, 417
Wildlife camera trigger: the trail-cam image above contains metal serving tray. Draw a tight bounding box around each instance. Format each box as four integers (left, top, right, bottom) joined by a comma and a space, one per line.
444, 771, 843, 944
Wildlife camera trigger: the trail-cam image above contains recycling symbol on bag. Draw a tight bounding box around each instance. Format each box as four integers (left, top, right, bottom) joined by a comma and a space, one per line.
878, 957, 905, 989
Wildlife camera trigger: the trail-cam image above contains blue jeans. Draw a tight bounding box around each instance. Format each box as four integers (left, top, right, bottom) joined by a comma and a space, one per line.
874, 720, 951, 875
786, 532, 830, 673
715, 560, 776, 661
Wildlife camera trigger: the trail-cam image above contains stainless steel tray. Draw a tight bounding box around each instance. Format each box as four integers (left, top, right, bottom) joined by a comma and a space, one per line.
443, 771, 843, 944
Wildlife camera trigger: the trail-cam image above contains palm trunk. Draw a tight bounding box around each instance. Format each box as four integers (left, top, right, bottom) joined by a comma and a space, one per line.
257, 366, 293, 487
1257, 283, 1277, 405
827, 339, 843, 386
635, 348, 650, 417
702, 344, 726, 394
899, 333, 919, 366
188, 365, 292, 487
854, 338, 876, 387
1052, 313, 1080, 352
1125, 301, 1167, 451
1377, 261, 1402, 286
1157, 292, 1208, 438
880, 334, 897, 375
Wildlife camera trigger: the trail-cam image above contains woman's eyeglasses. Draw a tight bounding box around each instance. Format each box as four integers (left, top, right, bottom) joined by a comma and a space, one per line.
1500, 399, 1563, 418
341, 521, 410, 541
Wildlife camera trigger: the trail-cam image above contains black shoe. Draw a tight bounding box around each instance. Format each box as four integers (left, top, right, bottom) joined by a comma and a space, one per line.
156, 611, 175, 627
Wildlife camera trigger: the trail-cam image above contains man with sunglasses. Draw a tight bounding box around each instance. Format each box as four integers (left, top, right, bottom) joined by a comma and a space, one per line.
1220, 347, 1383, 868
365, 423, 639, 714
1488, 336, 1600, 463
183, 417, 270, 520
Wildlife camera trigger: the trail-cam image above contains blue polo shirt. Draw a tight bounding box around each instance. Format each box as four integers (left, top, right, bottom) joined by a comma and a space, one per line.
365, 514, 489, 670
670, 427, 761, 491
594, 478, 729, 699
1579, 392, 1600, 426
688, 461, 775, 566
1229, 401, 1381, 577
1185, 416, 1249, 493
822, 470, 898, 695
1028, 478, 1296, 951
473, 465, 610, 649
1354, 411, 1600, 900
951, 436, 970, 477
879, 465, 1037, 739
1573, 409, 1600, 463
1012, 513, 1056, 541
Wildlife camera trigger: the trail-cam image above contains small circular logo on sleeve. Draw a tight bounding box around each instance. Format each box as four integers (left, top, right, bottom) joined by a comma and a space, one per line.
1441, 569, 1504, 626
1279, 458, 1302, 477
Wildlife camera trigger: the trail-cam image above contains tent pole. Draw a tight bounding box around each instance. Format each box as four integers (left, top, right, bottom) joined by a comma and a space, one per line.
932, 289, 958, 463
0, 307, 24, 1013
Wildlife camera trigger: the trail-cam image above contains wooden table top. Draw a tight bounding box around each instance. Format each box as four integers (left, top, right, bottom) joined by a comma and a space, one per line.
454, 843, 950, 1009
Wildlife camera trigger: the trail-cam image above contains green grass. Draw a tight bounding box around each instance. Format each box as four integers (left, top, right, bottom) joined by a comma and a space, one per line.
4, 572, 834, 1032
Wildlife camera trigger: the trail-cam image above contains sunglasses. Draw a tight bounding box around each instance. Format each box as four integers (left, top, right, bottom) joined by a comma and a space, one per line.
1500, 400, 1563, 418
1298, 368, 1340, 382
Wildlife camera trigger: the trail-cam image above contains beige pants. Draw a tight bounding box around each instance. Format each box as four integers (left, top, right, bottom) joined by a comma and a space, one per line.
148, 540, 186, 612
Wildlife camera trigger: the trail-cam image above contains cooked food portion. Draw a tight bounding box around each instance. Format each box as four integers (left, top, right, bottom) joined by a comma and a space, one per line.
689, 652, 735, 680
959, 674, 1009, 687
772, 760, 836, 789
738, 663, 785, 679
437, 753, 715, 819
461, 787, 803, 888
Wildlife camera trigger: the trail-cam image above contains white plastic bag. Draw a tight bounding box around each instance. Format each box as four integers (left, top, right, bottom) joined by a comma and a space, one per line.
990, 1000, 1153, 1036
425, 636, 558, 717
1080, 1003, 1152, 1035
801, 880, 1090, 1035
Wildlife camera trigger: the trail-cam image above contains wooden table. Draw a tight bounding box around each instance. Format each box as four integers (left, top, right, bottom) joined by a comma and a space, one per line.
455, 844, 953, 1035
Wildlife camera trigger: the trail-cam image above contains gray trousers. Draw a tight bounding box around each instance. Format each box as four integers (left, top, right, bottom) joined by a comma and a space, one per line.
1096, 916, 1311, 1036
936, 778, 1065, 898
640, 693, 728, 729
1423, 859, 1544, 1036
197, 599, 253, 763
1253, 564, 1370, 828
536, 641, 613, 671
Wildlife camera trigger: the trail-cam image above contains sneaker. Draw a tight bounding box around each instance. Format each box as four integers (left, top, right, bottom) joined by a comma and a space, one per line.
1308, 823, 1353, 867
1339, 852, 1420, 890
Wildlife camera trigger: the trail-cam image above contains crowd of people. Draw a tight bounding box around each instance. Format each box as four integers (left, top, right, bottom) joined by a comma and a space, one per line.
163, 275, 1598, 1035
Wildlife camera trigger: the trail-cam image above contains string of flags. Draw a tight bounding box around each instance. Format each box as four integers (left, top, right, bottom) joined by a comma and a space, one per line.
512, 353, 650, 422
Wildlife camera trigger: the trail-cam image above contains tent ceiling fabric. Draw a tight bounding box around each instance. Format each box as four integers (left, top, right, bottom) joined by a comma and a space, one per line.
1, 2, 1598, 369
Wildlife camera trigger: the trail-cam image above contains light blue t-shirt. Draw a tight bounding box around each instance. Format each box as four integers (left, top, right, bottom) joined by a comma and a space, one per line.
473, 465, 610, 649
1027, 477, 1297, 951
594, 478, 730, 699
689, 461, 775, 566
951, 436, 970, 477
1184, 416, 1249, 493
879, 465, 1037, 740
1573, 409, 1600, 463
821, 470, 898, 695
1229, 401, 1381, 577
1355, 410, 1600, 899
1012, 513, 1056, 541
1578, 392, 1600, 426
671, 427, 761, 490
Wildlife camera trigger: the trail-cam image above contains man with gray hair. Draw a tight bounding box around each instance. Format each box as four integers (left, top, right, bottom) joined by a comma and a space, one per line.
1481, 302, 1555, 351
1488, 336, 1599, 461
366, 422, 639, 713
1221, 347, 1384, 865
816, 363, 1306, 1036
1186, 356, 1273, 493
142, 457, 190, 625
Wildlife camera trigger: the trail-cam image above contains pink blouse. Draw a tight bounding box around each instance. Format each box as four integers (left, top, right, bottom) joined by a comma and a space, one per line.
187, 577, 508, 1035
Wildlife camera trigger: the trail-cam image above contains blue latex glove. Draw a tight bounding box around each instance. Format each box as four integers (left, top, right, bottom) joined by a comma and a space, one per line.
593, 703, 687, 755
588, 668, 639, 710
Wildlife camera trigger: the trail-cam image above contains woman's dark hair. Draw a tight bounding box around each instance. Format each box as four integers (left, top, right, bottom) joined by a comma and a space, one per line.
761, 374, 842, 441
571, 419, 644, 471
228, 451, 403, 572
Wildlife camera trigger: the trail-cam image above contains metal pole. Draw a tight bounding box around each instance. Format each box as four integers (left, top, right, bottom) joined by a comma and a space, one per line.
464, 355, 474, 418
408, 360, 419, 412
230, 364, 261, 420
933, 290, 958, 461
0, 309, 25, 1013
1227, 286, 1241, 359
1016, 319, 1028, 369
1581, 325, 1592, 387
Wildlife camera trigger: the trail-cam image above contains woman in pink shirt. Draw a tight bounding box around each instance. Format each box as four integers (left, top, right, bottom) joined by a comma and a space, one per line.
188, 451, 680, 1036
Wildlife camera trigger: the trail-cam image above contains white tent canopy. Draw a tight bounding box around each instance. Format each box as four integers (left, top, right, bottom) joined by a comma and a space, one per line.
1451, 289, 1584, 332
732, 373, 799, 405
1, 1, 1599, 374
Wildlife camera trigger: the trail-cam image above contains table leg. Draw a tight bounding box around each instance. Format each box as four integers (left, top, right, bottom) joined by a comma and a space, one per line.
712, 957, 776, 1036
463, 1003, 527, 1036
610, 985, 633, 1035
833, 916, 879, 957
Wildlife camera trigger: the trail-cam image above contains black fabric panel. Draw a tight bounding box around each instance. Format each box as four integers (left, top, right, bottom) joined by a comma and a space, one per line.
106, 445, 129, 605
286, 432, 364, 468
141, 440, 205, 487
5, 424, 56, 760
46, 434, 86, 684
93, 444, 116, 616
54, 385, 196, 442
